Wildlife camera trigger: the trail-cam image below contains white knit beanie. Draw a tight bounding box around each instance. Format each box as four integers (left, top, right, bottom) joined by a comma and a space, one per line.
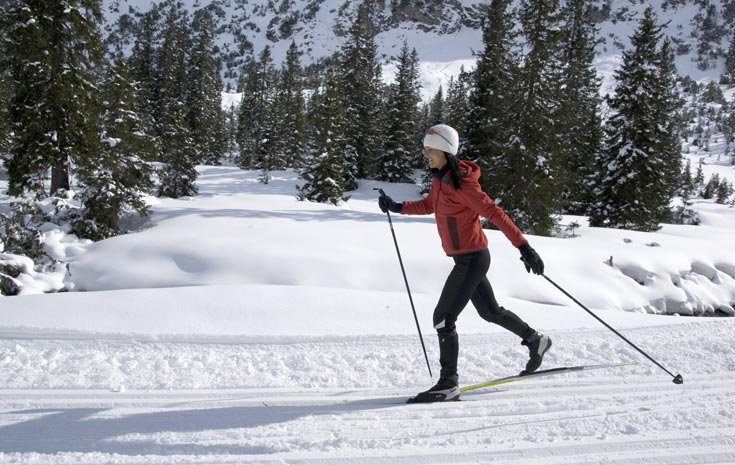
423, 124, 459, 156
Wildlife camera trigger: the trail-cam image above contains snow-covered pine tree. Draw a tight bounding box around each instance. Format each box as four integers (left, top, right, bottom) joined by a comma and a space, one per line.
272, 40, 306, 170
253, 47, 279, 184
444, 70, 471, 142
715, 178, 734, 203
427, 85, 445, 126
379, 42, 421, 183
298, 68, 351, 205
724, 30, 735, 85
500, 0, 566, 235
558, 0, 603, 215
236, 56, 259, 169
223, 103, 238, 162
4, 0, 104, 198
236, 47, 277, 174
0, 51, 9, 157
339, 3, 385, 185
156, 2, 198, 198
672, 157, 700, 225
75, 57, 155, 240
680, 158, 694, 199
694, 158, 705, 192
590, 7, 680, 231
187, 9, 226, 166
696, 3, 724, 71
653, 38, 684, 209
129, 10, 160, 132
0, 4, 9, 156
703, 173, 720, 199
0, 83, 8, 157
464, 0, 519, 204
702, 80, 726, 104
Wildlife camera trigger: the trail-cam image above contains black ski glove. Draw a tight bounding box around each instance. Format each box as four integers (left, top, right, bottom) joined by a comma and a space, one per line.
519, 243, 544, 275
378, 194, 403, 214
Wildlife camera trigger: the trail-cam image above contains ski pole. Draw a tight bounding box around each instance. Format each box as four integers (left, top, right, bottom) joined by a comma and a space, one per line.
540, 272, 683, 385
374, 188, 432, 378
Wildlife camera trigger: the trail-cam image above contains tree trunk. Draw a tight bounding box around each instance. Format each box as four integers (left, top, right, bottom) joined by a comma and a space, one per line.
50, 159, 70, 195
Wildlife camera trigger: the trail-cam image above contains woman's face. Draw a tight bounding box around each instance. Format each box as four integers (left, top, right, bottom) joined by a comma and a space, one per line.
424, 147, 447, 170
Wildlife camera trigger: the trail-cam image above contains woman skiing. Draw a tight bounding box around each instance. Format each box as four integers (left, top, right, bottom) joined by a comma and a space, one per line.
378, 123, 550, 403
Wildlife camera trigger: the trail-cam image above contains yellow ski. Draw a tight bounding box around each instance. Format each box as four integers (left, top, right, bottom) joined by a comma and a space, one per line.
460, 359, 639, 393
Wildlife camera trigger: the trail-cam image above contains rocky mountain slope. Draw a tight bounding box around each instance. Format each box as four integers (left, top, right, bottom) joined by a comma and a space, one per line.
103, 0, 732, 89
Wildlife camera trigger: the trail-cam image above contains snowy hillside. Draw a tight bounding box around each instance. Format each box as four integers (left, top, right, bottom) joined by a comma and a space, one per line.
5, 166, 733, 314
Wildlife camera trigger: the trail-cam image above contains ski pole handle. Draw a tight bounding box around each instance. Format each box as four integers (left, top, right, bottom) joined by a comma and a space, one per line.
374, 188, 394, 222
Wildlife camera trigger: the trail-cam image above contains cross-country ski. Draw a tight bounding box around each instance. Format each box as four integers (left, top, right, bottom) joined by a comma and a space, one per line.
460, 359, 639, 393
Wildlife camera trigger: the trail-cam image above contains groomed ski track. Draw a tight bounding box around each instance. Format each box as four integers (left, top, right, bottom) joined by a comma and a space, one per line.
1, 375, 734, 465
2, 325, 735, 465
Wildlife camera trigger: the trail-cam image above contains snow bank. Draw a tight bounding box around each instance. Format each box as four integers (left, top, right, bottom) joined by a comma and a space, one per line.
57, 167, 735, 316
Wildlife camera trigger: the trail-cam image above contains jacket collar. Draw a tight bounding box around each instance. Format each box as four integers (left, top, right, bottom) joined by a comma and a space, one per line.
431, 165, 453, 185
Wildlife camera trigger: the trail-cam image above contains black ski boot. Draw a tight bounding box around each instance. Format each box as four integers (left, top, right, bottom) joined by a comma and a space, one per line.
407, 377, 460, 403
520, 332, 552, 376
407, 330, 460, 403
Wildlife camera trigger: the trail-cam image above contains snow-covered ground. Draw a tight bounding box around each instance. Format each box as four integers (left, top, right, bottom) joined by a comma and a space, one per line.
1, 165, 734, 464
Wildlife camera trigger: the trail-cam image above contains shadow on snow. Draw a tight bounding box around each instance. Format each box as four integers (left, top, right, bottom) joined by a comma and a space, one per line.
0, 397, 405, 456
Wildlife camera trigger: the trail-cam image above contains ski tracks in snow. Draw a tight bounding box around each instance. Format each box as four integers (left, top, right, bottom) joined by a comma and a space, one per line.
1, 323, 735, 464
1, 375, 734, 464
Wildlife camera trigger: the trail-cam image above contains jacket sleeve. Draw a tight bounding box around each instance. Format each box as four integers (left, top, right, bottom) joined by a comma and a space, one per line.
457, 177, 528, 248
401, 180, 436, 215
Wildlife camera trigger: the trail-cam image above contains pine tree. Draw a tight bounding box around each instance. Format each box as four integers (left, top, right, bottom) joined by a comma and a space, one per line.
254, 47, 279, 183
0, 79, 8, 157
4, 0, 104, 198
223, 102, 238, 162
0, 59, 9, 157
236, 47, 277, 174
380, 42, 421, 183
271, 40, 306, 170
590, 8, 681, 231
157, 2, 197, 198
187, 9, 226, 166
444, 70, 471, 139
464, 0, 520, 214
427, 85, 445, 125
501, 0, 566, 235
679, 158, 694, 199
715, 178, 734, 203
75, 57, 155, 240
298, 68, 351, 205
694, 158, 705, 192
724, 30, 735, 85
696, 3, 723, 70
558, 0, 603, 215
235, 55, 259, 168
0, 3, 9, 156
129, 10, 160, 134
702, 173, 720, 199
339, 3, 385, 184
654, 38, 684, 204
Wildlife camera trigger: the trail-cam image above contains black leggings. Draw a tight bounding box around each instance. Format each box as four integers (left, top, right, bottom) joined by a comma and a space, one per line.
433, 248, 535, 340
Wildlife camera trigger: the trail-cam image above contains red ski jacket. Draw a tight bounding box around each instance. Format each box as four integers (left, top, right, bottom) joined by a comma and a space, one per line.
402, 160, 528, 255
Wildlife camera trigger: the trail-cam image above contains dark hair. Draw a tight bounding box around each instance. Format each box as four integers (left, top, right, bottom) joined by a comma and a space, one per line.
445, 152, 462, 190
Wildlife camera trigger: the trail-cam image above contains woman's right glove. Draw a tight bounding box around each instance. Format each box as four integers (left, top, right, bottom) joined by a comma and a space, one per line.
519, 243, 544, 275
378, 194, 403, 214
